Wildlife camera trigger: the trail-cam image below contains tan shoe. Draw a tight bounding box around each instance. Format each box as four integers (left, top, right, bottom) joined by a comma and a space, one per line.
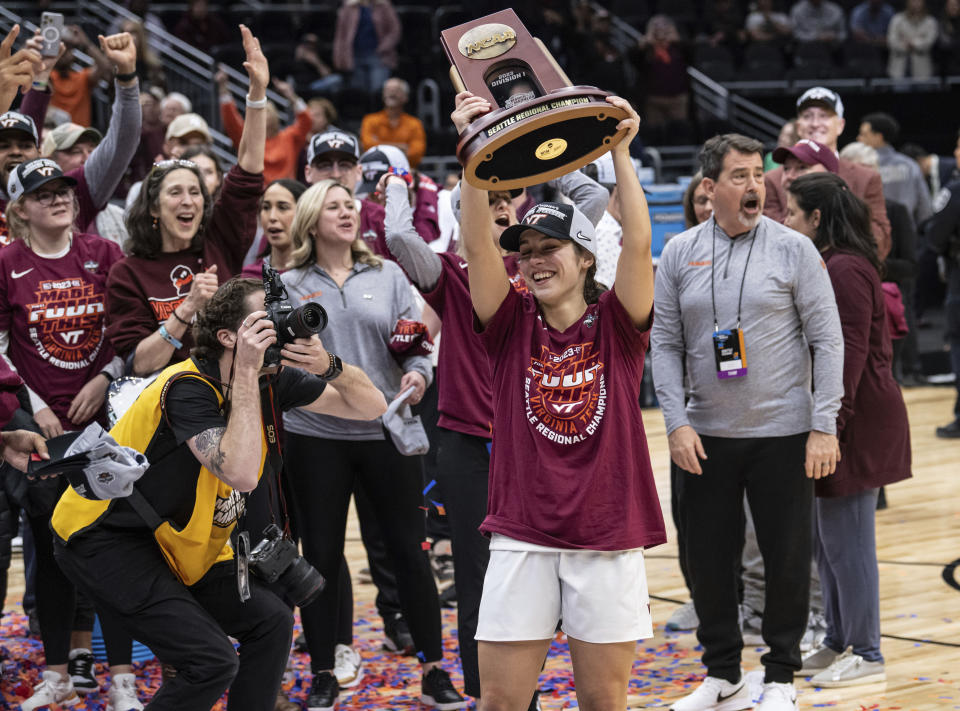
275, 690, 300, 711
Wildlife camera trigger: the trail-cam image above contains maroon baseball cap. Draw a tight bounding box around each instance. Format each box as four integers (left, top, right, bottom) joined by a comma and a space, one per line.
772, 139, 839, 173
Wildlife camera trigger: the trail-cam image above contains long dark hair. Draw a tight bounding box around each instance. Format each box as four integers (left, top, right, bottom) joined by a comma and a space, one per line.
572, 243, 606, 304
125, 159, 213, 259
786, 172, 883, 275
258, 179, 307, 259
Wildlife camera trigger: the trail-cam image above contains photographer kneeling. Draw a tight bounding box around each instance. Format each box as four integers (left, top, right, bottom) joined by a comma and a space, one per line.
48, 276, 387, 711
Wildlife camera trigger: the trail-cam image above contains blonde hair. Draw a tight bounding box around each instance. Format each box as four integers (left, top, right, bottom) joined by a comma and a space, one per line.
288, 179, 382, 270
3, 194, 78, 243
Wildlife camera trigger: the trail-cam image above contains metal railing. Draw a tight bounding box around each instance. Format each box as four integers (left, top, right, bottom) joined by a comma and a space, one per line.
688, 67, 786, 145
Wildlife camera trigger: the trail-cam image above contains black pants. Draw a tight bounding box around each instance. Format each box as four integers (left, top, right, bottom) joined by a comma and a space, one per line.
28, 507, 133, 666
284, 434, 442, 671
434, 427, 491, 699
355, 483, 402, 621
55, 532, 292, 711
669, 461, 692, 594
682, 433, 812, 684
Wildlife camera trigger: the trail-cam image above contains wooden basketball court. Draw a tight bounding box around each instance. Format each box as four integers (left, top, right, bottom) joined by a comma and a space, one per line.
2, 386, 958, 709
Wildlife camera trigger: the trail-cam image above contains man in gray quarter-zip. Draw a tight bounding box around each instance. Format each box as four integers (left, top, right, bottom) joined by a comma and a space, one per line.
654, 134, 844, 711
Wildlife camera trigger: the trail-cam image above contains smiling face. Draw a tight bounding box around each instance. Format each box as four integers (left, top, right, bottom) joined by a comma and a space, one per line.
13, 179, 77, 235
796, 106, 844, 151
151, 168, 205, 248
702, 150, 765, 235
260, 183, 298, 251
0, 131, 39, 188
517, 231, 593, 307
314, 185, 358, 246
306, 156, 362, 191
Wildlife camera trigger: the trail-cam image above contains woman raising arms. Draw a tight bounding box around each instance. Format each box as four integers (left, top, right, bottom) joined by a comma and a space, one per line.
454, 91, 665, 711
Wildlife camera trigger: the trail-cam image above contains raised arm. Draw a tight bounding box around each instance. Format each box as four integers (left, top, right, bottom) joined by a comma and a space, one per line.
82, 33, 140, 208
452, 92, 510, 326
236, 25, 267, 175
609, 97, 653, 328
381, 175, 443, 290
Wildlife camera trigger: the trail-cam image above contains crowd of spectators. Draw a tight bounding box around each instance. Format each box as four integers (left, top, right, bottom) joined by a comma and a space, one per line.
0, 2, 958, 711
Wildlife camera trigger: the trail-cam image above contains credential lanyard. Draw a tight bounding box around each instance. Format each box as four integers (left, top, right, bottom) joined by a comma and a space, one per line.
710, 221, 758, 332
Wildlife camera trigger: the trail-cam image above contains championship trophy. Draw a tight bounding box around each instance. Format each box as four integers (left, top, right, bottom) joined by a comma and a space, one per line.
441, 9, 629, 190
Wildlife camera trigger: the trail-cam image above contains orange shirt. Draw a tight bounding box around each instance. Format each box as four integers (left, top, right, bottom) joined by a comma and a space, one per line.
360, 110, 426, 167
50, 68, 93, 128
221, 100, 313, 184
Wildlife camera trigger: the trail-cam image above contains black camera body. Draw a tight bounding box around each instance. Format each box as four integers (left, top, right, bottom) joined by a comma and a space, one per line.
262, 263, 328, 368
249, 524, 325, 607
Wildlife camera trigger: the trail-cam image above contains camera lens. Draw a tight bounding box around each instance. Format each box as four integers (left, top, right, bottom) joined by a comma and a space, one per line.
285, 302, 327, 339
279, 556, 325, 607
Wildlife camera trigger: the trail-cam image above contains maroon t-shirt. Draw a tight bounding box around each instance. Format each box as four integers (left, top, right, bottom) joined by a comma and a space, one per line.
106, 164, 263, 363
477, 287, 665, 551
0, 234, 122, 424
422, 252, 528, 439
0, 357, 23, 427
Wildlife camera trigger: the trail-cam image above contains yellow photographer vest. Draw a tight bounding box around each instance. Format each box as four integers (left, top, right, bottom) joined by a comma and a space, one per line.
52, 359, 267, 585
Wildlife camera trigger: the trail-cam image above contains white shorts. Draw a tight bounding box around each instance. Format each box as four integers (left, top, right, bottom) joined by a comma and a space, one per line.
475, 536, 653, 644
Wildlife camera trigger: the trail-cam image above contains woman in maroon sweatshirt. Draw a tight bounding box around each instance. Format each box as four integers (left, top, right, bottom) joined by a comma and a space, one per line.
105, 25, 267, 376
784, 172, 911, 689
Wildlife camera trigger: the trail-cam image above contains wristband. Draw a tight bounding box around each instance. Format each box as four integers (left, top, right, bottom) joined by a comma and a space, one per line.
31, 79, 49, 91
159, 324, 183, 350
245, 94, 268, 109
171, 309, 192, 327
388, 166, 413, 187
115, 70, 138, 82
100, 371, 114, 383
320, 353, 343, 381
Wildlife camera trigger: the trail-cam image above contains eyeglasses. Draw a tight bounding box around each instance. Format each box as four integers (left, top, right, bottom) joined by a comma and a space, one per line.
152, 159, 198, 171
28, 186, 74, 206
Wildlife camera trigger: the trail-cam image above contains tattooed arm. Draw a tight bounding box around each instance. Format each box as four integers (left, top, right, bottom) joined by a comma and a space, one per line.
186, 363, 264, 492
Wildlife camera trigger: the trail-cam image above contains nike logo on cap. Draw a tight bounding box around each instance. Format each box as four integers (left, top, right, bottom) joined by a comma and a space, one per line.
11, 268, 33, 279
576, 231, 591, 242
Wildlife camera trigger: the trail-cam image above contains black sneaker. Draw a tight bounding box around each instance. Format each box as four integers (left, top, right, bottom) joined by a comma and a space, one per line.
294, 632, 308, 653
936, 419, 960, 439
383, 613, 415, 656
68, 648, 98, 695
307, 671, 339, 711
420, 667, 467, 710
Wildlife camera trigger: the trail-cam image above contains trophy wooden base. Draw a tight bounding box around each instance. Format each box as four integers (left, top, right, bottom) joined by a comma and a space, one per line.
457, 86, 629, 191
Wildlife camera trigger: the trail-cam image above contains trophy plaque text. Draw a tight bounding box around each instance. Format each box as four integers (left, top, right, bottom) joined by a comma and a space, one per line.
441, 9, 629, 190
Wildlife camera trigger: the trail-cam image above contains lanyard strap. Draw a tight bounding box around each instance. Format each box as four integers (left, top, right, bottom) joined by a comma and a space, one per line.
711, 221, 759, 332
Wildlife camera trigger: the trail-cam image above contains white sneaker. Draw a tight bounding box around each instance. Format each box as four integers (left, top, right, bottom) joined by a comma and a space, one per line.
756, 681, 797, 710
666, 601, 699, 631
106, 672, 144, 711
333, 644, 363, 688
809, 648, 886, 687
799, 611, 827, 653
21, 670, 80, 711
670, 674, 753, 711
797, 645, 840, 676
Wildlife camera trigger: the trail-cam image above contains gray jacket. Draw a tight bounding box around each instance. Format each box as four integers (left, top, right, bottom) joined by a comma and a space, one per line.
281, 258, 431, 440
875, 145, 933, 227
651, 216, 844, 438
